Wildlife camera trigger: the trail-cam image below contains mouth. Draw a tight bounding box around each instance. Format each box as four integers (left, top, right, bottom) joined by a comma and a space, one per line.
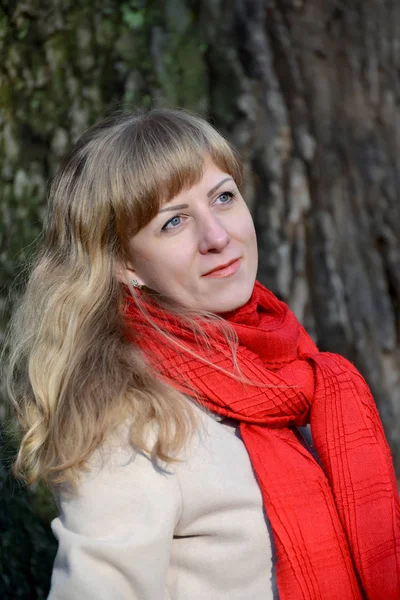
202, 258, 241, 278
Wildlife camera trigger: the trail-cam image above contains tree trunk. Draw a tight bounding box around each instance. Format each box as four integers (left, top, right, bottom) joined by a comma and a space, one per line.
1, 0, 399, 596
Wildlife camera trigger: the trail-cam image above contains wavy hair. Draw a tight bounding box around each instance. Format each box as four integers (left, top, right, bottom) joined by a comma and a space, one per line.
4, 108, 244, 487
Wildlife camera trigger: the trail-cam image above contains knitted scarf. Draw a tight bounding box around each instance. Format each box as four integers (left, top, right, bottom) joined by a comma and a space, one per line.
124, 281, 400, 600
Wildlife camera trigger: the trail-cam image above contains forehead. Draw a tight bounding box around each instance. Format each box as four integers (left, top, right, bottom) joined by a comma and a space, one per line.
160, 158, 233, 205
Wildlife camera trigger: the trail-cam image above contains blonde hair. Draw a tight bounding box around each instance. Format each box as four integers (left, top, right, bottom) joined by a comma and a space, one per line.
4, 108, 243, 487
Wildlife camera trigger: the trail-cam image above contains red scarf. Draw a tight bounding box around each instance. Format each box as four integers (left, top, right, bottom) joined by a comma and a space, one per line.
124, 281, 400, 600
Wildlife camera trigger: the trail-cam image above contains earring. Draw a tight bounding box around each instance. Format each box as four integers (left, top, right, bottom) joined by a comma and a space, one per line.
131, 279, 142, 289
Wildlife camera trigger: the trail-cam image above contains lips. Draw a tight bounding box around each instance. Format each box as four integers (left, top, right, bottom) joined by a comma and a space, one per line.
203, 258, 241, 278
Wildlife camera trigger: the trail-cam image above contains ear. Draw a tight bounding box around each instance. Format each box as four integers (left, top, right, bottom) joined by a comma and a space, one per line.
115, 259, 145, 288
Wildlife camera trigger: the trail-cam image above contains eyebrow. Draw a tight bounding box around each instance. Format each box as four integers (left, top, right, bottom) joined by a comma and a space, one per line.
207, 177, 233, 197
158, 203, 189, 213
158, 177, 234, 214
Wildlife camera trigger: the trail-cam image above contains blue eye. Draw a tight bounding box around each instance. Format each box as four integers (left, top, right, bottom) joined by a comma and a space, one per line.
216, 191, 236, 204
162, 215, 182, 231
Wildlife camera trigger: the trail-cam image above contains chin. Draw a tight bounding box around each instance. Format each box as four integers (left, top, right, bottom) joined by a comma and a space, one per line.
207, 284, 254, 314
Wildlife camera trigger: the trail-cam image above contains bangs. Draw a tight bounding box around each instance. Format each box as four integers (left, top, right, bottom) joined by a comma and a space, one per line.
112, 110, 243, 242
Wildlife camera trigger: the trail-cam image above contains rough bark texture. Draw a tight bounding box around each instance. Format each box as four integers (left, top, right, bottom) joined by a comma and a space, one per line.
1, 0, 399, 597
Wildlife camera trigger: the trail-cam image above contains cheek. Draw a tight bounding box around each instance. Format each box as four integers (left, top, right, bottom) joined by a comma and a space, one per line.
144, 247, 195, 290
234, 209, 257, 246
239, 214, 258, 267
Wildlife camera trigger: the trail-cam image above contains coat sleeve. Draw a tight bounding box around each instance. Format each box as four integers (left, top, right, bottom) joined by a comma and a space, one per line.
48, 445, 182, 600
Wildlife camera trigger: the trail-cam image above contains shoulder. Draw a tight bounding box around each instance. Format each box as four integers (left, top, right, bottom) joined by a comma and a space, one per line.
48, 423, 186, 600
53, 424, 183, 539
52, 404, 248, 536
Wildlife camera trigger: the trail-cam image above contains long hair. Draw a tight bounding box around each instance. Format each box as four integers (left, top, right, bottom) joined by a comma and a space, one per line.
4, 108, 243, 487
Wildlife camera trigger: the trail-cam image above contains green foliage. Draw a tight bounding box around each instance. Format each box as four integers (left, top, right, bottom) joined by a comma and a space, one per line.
121, 1, 145, 30
156, 3, 208, 111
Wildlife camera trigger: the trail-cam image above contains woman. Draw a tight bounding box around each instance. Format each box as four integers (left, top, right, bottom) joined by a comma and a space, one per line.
5, 109, 400, 599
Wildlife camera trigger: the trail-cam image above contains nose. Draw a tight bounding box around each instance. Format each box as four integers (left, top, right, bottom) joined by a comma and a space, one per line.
198, 212, 230, 254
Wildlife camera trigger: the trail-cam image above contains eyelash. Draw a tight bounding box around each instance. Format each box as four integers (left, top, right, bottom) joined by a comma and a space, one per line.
161, 190, 237, 231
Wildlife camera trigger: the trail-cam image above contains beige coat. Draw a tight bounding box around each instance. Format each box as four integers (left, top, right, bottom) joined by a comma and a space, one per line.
48, 405, 275, 599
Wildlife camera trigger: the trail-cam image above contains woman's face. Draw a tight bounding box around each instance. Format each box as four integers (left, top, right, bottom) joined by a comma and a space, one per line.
121, 156, 258, 313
